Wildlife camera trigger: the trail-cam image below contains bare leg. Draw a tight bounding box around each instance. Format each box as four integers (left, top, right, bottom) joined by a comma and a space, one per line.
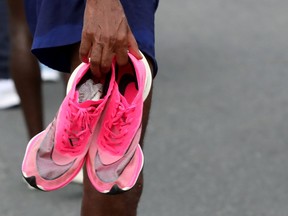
70, 45, 153, 216
7, 0, 43, 138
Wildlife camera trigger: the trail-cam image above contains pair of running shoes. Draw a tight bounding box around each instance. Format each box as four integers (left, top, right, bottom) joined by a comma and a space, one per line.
21, 52, 152, 194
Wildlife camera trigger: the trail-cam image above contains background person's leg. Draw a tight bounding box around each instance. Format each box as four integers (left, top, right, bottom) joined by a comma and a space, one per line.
7, 0, 43, 138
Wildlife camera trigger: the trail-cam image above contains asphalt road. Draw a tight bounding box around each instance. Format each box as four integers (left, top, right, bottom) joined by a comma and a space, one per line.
2, 0, 288, 215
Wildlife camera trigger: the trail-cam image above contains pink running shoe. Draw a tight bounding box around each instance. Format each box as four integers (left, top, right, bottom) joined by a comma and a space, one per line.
22, 62, 114, 191
86, 52, 152, 193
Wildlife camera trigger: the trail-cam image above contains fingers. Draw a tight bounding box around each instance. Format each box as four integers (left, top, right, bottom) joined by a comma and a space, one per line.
79, 33, 91, 64
115, 27, 143, 66
127, 27, 142, 60
101, 45, 115, 74
79, 25, 140, 77
89, 42, 103, 78
114, 21, 129, 66
115, 48, 129, 66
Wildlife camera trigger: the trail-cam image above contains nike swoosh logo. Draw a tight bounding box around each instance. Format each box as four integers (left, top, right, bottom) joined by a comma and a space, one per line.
36, 119, 75, 180
94, 125, 142, 183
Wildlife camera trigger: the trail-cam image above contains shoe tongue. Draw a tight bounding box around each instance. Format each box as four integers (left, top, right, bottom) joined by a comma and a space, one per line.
77, 79, 103, 103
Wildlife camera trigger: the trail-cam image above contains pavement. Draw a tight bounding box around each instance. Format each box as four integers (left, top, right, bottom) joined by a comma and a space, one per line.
2, 0, 288, 215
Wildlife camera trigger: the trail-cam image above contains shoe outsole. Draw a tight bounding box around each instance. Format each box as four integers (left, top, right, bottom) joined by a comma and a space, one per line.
107, 185, 126, 195
22, 176, 43, 191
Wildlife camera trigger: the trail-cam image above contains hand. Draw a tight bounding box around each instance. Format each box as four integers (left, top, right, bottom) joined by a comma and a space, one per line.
80, 0, 142, 77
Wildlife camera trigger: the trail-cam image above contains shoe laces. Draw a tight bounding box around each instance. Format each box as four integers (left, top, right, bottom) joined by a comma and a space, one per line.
60, 98, 99, 155
101, 99, 136, 154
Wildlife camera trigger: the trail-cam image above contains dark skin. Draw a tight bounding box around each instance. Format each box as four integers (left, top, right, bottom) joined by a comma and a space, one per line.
80, 0, 143, 77
7, 0, 43, 139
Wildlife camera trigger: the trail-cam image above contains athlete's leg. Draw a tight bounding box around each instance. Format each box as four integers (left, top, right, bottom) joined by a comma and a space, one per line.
7, 0, 43, 138
81, 93, 152, 216
70, 44, 153, 216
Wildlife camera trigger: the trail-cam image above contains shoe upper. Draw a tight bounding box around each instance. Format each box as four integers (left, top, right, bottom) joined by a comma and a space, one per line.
53, 63, 114, 165
96, 53, 147, 165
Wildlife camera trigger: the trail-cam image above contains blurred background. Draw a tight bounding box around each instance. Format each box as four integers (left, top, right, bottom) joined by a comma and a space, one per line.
1, 0, 288, 215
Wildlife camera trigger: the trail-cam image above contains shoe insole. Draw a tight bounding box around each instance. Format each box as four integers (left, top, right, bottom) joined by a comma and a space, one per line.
76, 69, 111, 100
118, 73, 138, 104
123, 81, 137, 104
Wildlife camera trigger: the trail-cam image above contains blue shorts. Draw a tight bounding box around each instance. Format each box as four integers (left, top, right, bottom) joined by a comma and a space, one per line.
0, 0, 10, 78
24, 0, 159, 76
